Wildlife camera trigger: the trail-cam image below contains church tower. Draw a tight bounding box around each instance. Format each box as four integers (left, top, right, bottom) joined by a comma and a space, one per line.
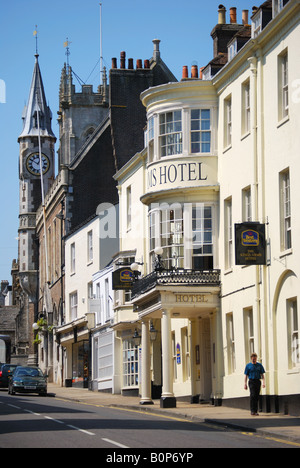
17, 53, 56, 363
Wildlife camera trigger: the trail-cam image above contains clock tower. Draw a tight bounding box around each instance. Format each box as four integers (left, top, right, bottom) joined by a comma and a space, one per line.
17, 54, 56, 363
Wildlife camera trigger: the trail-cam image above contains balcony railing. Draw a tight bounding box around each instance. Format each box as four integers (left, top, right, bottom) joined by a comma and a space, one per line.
132, 269, 221, 300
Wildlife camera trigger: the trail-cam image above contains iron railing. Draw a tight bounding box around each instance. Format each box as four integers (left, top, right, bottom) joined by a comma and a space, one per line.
131, 269, 221, 300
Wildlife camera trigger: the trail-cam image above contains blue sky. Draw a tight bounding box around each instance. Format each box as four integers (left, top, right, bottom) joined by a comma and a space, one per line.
0, 0, 255, 282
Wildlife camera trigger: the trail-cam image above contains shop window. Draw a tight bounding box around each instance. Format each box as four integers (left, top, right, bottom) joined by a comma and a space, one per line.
72, 340, 89, 388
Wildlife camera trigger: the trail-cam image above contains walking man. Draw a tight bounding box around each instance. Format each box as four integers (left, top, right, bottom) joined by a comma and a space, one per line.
244, 353, 265, 416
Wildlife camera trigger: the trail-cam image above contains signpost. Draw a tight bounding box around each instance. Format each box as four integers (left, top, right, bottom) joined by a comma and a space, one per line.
235, 223, 266, 266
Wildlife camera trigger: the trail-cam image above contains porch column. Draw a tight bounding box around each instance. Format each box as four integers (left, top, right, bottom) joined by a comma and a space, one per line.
160, 309, 176, 408
140, 319, 154, 405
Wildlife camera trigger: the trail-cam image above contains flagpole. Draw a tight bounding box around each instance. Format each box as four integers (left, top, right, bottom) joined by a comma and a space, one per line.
100, 2, 103, 85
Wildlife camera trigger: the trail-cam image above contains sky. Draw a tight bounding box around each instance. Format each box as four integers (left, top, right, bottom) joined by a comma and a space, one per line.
0, 0, 256, 282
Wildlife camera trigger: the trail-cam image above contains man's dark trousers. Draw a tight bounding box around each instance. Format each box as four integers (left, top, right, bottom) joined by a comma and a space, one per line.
249, 379, 261, 414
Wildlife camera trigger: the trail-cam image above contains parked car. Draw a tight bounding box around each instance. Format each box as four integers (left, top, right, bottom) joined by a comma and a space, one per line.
0, 364, 18, 388
8, 366, 48, 396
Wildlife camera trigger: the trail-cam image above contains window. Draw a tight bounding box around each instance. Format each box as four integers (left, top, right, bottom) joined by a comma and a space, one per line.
273, 0, 288, 17
70, 292, 78, 321
252, 10, 262, 38
287, 299, 299, 368
181, 327, 190, 381
172, 332, 177, 380
224, 96, 232, 148
280, 169, 292, 251
190, 109, 211, 153
278, 50, 289, 120
148, 116, 155, 163
159, 110, 182, 157
70, 243, 75, 274
123, 340, 139, 387
126, 186, 132, 231
242, 187, 252, 222
192, 205, 213, 270
224, 198, 233, 269
228, 40, 238, 62
149, 203, 214, 271
244, 307, 255, 359
105, 278, 110, 321
242, 80, 250, 135
226, 313, 236, 374
87, 231, 93, 263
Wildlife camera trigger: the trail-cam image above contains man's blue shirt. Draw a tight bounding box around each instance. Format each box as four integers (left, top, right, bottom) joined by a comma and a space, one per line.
244, 362, 265, 380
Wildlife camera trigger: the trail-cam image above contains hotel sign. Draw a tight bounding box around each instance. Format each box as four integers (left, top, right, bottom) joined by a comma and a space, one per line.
235, 223, 266, 266
112, 268, 134, 290
146, 157, 218, 193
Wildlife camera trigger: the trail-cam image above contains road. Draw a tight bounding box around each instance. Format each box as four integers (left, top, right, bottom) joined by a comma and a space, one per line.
0, 391, 298, 452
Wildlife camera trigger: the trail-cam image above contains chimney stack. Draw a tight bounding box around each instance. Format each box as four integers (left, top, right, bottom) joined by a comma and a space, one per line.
218, 4, 226, 24
230, 7, 237, 23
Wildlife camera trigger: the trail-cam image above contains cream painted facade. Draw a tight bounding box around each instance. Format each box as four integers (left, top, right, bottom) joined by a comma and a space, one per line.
114, 0, 300, 413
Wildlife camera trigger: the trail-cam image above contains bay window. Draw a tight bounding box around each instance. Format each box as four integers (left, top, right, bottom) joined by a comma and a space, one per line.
149, 202, 214, 271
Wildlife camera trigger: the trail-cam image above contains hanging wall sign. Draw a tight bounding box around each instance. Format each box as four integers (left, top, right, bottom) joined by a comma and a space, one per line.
112, 268, 134, 290
235, 223, 266, 266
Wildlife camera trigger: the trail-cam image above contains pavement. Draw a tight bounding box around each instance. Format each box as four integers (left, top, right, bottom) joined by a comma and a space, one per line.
47, 383, 300, 446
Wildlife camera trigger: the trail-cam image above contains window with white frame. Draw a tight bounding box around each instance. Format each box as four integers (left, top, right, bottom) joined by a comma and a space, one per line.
273, 0, 288, 17
244, 307, 255, 360
287, 298, 299, 368
224, 96, 232, 148
278, 50, 289, 120
242, 186, 252, 222
126, 185, 132, 231
228, 39, 238, 62
149, 202, 214, 271
123, 339, 139, 387
190, 109, 211, 154
159, 110, 182, 157
242, 80, 251, 135
70, 292, 78, 321
70, 242, 75, 274
280, 169, 292, 251
87, 231, 93, 263
226, 313, 236, 374
252, 10, 262, 38
105, 278, 110, 322
148, 116, 155, 163
224, 198, 233, 269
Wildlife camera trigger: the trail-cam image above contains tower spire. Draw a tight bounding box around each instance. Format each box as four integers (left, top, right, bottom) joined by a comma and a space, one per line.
19, 54, 55, 139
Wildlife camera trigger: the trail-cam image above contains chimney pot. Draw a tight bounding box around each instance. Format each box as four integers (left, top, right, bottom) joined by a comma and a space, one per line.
182, 66, 188, 79
120, 51, 126, 69
242, 9, 249, 25
218, 4, 226, 24
191, 64, 198, 79
128, 58, 134, 69
111, 57, 117, 69
230, 7, 237, 23
136, 59, 142, 69
152, 39, 161, 61
144, 59, 150, 69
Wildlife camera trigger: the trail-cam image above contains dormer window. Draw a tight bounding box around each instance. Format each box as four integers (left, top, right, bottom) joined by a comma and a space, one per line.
273, 0, 289, 17
228, 40, 238, 62
252, 10, 262, 38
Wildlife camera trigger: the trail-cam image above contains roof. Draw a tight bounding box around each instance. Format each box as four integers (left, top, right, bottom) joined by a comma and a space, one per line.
19, 54, 55, 139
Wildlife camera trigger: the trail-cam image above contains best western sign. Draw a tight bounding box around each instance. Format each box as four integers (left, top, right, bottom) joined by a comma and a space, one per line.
235, 223, 266, 266
146, 157, 218, 193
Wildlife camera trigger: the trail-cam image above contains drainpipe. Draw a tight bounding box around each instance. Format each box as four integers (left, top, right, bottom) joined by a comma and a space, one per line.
248, 55, 263, 368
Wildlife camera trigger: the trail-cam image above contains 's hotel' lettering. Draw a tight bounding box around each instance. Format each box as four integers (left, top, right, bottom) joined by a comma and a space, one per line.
148, 162, 207, 189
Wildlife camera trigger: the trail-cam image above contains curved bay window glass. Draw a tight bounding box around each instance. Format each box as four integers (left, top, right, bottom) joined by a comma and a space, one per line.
149, 203, 214, 271
159, 111, 182, 157
191, 109, 211, 154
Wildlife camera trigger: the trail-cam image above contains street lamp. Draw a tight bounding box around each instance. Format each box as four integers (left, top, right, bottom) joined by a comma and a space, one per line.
154, 246, 164, 272
150, 322, 158, 342
133, 328, 141, 347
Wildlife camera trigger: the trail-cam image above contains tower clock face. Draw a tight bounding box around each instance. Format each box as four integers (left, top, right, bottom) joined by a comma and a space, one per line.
26, 153, 50, 176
